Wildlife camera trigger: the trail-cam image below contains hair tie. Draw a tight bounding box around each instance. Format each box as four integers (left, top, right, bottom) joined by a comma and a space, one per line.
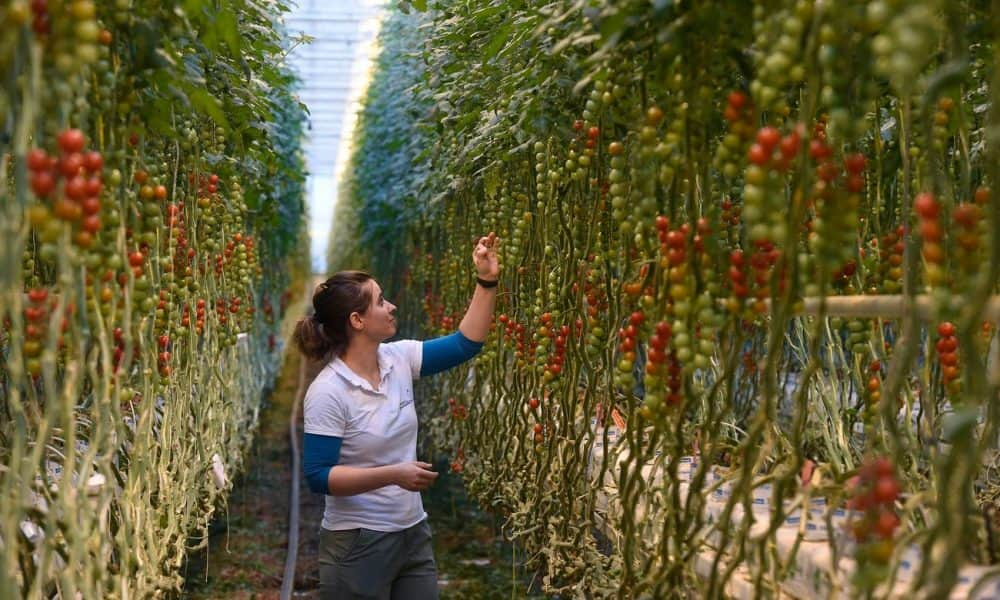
312, 312, 325, 325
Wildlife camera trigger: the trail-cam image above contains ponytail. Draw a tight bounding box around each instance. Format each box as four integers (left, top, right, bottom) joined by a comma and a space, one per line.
292, 315, 335, 361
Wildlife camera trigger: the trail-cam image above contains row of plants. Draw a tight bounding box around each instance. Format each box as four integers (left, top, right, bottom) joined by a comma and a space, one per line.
0, 0, 309, 596
338, 0, 1000, 597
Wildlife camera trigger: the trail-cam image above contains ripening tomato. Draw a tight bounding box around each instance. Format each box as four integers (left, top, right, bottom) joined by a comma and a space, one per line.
74, 230, 94, 248
646, 106, 664, 125
938, 352, 959, 367
53, 197, 82, 221
974, 186, 991, 205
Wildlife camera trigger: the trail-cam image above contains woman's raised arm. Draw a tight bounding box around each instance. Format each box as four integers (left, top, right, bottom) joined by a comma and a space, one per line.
457, 232, 499, 343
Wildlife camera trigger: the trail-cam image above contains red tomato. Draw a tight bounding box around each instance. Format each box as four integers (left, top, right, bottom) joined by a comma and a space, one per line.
57, 128, 86, 154
844, 153, 867, 174
914, 193, 940, 220
779, 133, 800, 159
937, 322, 956, 338
747, 143, 768, 165
30, 170, 56, 196
26, 149, 49, 172
809, 139, 832, 161
936, 337, 958, 353
82, 151, 103, 172
873, 477, 899, 504
952, 203, 980, 229
755, 126, 781, 150
727, 90, 747, 110
874, 510, 900, 539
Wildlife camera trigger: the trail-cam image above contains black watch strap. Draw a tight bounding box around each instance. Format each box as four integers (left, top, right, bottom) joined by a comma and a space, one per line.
476, 277, 498, 288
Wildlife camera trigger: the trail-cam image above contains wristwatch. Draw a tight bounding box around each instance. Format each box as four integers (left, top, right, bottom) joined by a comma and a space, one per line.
476, 277, 498, 288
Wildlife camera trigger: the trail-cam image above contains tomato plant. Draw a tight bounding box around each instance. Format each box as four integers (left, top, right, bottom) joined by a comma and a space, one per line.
0, 0, 309, 596
349, 1, 996, 598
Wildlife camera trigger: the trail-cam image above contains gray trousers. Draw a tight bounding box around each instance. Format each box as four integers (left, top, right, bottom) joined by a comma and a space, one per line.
319, 519, 439, 599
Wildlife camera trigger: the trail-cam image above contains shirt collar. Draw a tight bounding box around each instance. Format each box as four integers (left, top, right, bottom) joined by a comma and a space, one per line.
329, 346, 394, 391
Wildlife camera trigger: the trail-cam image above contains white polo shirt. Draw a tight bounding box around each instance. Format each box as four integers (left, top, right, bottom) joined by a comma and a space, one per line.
303, 340, 425, 532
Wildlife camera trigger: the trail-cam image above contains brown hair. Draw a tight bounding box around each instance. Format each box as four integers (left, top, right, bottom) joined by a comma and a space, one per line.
292, 271, 374, 361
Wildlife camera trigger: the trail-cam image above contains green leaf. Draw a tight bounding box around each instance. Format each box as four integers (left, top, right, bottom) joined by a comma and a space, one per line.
412, 0, 427, 11
143, 99, 175, 137
599, 12, 627, 41
189, 88, 230, 131
217, 7, 242, 57
482, 23, 512, 60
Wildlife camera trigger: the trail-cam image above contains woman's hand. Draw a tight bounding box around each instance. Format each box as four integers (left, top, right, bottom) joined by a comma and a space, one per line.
392, 461, 439, 491
472, 232, 499, 281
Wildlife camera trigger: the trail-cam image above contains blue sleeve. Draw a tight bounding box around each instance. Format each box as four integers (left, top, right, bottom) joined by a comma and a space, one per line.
303, 433, 342, 494
420, 331, 484, 377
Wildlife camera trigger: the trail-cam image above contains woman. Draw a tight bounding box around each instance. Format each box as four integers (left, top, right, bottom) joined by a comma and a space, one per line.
293, 232, 499, 599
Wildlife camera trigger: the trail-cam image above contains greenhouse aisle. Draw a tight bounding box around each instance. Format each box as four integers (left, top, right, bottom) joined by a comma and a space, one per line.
181, 345, 546, 599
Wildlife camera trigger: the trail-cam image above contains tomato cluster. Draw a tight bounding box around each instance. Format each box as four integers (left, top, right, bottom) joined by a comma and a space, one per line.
915, 192, 946, 288
26, 129, 105, 252
447, 397, 468, 421
874, 226, 905, 294
935, 321, 960, 394
22, 288, 51, 377
537, 313, 571, 382
847, 455, 903, 592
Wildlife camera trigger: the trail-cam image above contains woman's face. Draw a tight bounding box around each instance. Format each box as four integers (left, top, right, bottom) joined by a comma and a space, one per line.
353, 279, 397, 341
